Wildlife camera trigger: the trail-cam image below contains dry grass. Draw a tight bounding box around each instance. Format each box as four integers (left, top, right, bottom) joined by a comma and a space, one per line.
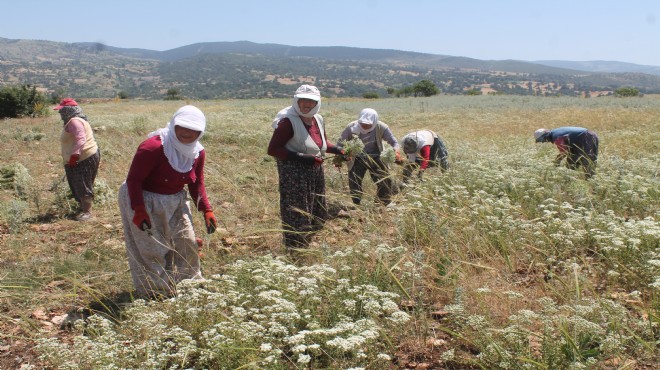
1, 95, 658, 368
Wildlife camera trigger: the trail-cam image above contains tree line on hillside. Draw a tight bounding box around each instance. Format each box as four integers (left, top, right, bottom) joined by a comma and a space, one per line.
2, 50, 658, 101
0, 81, 643, 119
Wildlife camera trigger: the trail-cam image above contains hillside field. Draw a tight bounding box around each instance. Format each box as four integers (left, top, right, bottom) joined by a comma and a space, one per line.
0, 95, 658, 369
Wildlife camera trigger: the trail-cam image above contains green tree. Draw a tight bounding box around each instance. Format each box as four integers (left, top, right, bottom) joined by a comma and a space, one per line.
362, 92, 379, 99
413, 80, 439, 97
164, 88, 183, 100
395, 86, 414, 97
615, 87, 639, 97
0, 84, 49, 119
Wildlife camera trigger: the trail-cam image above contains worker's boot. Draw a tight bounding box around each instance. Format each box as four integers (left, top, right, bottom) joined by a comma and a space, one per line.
76, 195, 94, 221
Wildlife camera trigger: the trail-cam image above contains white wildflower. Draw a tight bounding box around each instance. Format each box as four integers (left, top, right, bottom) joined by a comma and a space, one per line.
441, 348, 455, 361
504, 291, 524, 299
377, 353, 392, 361
388, 310, 411, 324
297, 353, 311, 364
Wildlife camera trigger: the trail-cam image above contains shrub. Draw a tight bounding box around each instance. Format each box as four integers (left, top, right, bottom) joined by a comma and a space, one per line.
164, 88, 183, 100
0, 84, 49, 118
615, 87, 640, 97
413, 80, 439, 97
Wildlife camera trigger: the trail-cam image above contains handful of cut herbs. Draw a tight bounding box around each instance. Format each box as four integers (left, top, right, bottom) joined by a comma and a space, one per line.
333, 138, 364, 167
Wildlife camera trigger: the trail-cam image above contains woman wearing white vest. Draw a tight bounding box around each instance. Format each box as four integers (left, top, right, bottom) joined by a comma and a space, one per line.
54, 98, 100, 221
267, 85, 345, 251
338, 108, 402, 205
401, 129, 449, 182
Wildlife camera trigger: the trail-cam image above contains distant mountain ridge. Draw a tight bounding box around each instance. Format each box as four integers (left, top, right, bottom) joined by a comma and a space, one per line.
84, 40, 580, 75
1, 37, 659, 99
93, 40, 660, 75
534, 60, 660, 76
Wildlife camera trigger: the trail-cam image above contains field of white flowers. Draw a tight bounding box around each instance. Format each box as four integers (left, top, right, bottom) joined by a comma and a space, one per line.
0, 95, 658, 369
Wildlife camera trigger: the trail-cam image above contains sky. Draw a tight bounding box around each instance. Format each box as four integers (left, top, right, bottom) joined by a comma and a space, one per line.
2, 0, 659, 66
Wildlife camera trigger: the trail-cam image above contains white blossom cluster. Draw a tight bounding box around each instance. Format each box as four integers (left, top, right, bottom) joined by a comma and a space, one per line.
394, 153, 659, 295
36, 255, 409, 369
391, 149, 658, 368
466, 295, 651, 369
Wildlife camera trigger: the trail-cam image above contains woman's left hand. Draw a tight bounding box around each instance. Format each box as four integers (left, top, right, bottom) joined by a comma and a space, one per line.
68, 154, 80, 167
204, 210, 217, 234
395, 151, 403, 164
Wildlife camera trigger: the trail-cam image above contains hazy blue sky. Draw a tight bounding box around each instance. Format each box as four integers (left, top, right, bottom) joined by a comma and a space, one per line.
3, 0, 658, 66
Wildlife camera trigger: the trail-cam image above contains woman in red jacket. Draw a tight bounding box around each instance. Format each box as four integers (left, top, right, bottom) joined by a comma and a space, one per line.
118, 105, 217, 298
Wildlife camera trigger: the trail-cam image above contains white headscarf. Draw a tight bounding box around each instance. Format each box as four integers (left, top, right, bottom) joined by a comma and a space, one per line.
292, 84, 321, 118
148, 105, 206, 173
272, 106, 296, 129
353, 108, 378, 134
534, 128, 550, 142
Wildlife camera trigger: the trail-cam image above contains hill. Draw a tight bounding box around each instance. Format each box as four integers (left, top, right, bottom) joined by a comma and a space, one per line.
1, 38, 659, 99
534, 60, 660, 76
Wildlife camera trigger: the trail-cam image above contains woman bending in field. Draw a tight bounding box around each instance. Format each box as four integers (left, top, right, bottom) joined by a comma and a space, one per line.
118, 105, 217, 298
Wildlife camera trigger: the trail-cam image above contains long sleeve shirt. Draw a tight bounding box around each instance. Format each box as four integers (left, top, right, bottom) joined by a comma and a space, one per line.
339, 122, 400, 156
403, 130, 435, 170
60, 117, 98, 163
64, 119, 88, 155
546, 127, 588, 153
126, 136, 211, 211
418, 146, 432, 170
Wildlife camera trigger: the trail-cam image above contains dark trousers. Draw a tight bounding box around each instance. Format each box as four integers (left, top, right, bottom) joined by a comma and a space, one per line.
429, 137, 449, 171
348, 155, 395, 205
402, 138, 449, 181
566, 131, 599, 179
64, 150, 101, 202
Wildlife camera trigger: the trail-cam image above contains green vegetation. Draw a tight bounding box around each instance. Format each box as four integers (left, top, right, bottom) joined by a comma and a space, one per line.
392, 80, 440, 97
413, 79, 439, 97
615, 86, 640, 97
0, 84, 49, 118
0, 96, 658, 369
2, 39, 659, 99
164, 88, 183, 100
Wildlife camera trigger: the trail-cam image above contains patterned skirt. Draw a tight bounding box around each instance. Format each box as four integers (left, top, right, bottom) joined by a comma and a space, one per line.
64, 150, 100, 202
277, 159, 327, 249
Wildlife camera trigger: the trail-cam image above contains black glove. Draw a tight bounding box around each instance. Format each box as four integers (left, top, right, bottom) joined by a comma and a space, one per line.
327, 145, 344, 155
299, 153, 323, 166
